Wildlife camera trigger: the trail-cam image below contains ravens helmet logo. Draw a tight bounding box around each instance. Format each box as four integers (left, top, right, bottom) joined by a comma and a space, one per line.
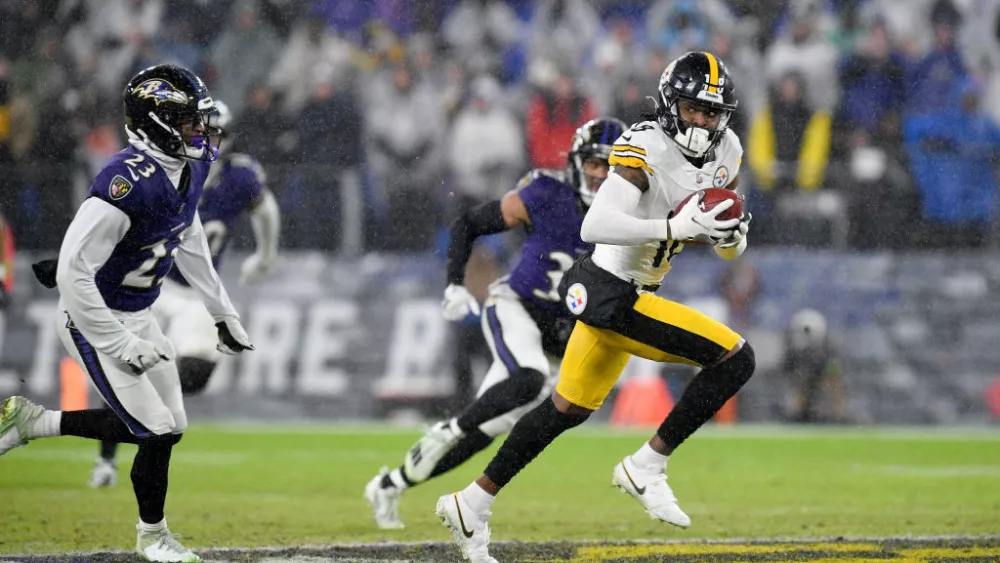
131, 79, 189, 106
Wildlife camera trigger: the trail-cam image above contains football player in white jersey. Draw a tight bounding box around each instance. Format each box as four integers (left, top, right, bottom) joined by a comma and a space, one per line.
436, 52, 756, 563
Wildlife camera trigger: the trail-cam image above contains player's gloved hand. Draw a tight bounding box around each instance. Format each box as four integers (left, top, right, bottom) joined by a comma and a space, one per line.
239, 252, 277, 285
216, 317, 254, 355
668, 195, 740, 243
717, 212, 752, 249
441, 284, 480, 321
120, 338, 172, 375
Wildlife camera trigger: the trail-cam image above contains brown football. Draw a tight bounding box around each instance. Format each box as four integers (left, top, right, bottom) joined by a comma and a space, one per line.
674, 188, 742, 245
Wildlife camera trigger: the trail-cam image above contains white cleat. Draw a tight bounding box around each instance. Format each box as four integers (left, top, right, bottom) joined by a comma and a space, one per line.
0, 396, 45, 456
435, 492, 498, 563
612, 455, 691, 528
404, 420, 462, 482
364, 467, 405, 529
136, 526, 201, 563
90, 457, 118, 488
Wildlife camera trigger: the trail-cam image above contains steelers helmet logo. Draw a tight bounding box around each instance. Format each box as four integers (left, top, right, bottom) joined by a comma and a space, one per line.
565, 283, 588, 316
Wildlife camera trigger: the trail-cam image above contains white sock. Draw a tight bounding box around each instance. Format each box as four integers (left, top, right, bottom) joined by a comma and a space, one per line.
387, 467, 410, 491
461, 482, 495, 516
29, 411, 61, 439
139, 518, 167, 533
632, 442, 668, 472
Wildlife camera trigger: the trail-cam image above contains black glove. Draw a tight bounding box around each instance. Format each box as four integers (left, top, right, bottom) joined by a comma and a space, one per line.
32, 259, 58, 289
215, 319, 254, 354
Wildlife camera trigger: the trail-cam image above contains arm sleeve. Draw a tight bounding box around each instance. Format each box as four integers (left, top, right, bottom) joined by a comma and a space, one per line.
446, 200, 509, 285
56, 198, 140, 359
249, 189, 280, 261
580, 172, 669, 245
173, 212, 239, 322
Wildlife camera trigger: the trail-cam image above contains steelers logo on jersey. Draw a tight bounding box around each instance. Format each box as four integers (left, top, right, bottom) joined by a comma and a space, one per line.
713, 165, 729, 188
109, 175, 133, 200
565, 283, 588, 316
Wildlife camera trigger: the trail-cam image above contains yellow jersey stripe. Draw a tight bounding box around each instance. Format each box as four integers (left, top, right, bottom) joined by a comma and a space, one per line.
704, 52, 719, 93
609, 153, 654, 175
612, 144, 647, 155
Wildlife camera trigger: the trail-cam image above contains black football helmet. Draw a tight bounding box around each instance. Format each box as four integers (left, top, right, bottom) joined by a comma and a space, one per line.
123, 64, 219, 161
655, 51, 738, 158
568, 117, 627, 206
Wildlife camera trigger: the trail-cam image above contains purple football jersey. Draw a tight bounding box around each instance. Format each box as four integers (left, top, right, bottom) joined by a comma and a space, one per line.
167, 153, 264, 286
507, 170, 592, 315
90, 146, 209, 311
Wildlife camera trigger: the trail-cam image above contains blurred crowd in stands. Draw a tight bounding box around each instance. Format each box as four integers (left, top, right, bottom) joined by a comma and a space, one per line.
1, 0, 999, 253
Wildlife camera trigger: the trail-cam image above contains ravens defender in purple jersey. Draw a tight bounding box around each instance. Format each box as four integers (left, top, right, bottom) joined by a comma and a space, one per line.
2, 65, 254, 563
90, 100, 281, 489
365, 117, 627, 530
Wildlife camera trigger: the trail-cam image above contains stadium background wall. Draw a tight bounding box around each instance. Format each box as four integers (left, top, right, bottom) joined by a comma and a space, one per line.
1, 250, 997, 425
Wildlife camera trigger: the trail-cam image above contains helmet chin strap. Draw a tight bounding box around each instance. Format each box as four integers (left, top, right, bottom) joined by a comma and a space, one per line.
674, 124, 712, 157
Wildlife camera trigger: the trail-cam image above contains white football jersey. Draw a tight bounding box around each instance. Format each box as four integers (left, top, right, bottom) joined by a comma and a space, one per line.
591, 121, 743, 286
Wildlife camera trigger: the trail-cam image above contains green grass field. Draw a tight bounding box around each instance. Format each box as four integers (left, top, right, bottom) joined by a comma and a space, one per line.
1, 423, 998, 559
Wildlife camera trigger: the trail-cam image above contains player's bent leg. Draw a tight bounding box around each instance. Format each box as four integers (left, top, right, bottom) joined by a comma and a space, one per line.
608, 293, 756, 527
655, 341, 755, 452
406, 365, 546, 485
426, 428, 494, 480
454, 367, 546, 434
408, 296, 551, 484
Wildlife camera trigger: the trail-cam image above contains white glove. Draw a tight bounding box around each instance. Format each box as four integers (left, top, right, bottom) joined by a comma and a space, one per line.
120, 338, 172, 375
441, 284, 481, 321
215, 317, 254, 355
668, 195, 741, 244
240, 253, 277, 285
717, 212, 752, 249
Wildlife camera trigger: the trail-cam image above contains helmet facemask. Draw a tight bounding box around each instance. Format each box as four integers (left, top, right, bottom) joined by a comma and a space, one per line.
658, 91, 733, 158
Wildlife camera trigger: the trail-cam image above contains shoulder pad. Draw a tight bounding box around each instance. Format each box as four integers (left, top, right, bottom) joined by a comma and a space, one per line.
609, 121, 663, 177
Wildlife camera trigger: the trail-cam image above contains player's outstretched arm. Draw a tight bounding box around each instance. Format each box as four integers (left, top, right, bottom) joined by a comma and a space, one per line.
240, 188, 280, 285
174, 211, 253, 353
56, 199, 142, 359
580, 166, 669, 245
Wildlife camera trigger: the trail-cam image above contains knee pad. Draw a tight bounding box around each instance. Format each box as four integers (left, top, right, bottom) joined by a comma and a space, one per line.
178, 357, 217, 395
